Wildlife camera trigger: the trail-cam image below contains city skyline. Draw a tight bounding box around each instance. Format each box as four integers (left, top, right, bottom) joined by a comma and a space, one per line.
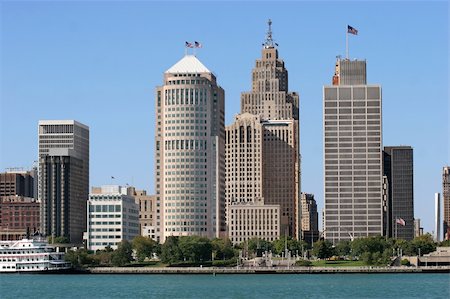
0, 1, 448, 234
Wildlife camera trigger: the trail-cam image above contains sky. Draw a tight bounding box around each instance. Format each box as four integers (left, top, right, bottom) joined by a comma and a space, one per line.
0, 1, 448, 234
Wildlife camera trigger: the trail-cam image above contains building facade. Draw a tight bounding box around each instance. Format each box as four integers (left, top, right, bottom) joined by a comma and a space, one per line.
155, 55, 225, 241
323, 58, 383, 242
87, 186, 139, 251
225, 20, 300, 239
227, 198, 280, 245
300, 193, 319, 244
0, 170, 35, 198
383, 146, 414, 240
0, 196, 40, 240
38, 120, 89, 244
133, 190, 159, 242
443, 166, 450, 240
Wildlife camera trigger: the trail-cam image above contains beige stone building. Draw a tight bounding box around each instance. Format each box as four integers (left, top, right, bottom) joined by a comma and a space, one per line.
133, 190, 159, 242
225, 20, 300, 239
227, 198, 280, 245
155, 55, 225, 241
300, 193, 319, 244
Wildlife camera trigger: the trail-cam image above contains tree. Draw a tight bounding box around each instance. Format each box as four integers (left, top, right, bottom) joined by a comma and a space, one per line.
111, 240, 133, 266
440, 239, 450, 247
312, 240, 335, 259
48, 236, 70, 244
211, 238, 235, 260
132, 236, 159, 262
409, 234, 436, 255
246, 238, 271, 257
351, 236, 389, 257
335, 240, 351, 257
178, 236, 212, 262
160, 236, 182, 264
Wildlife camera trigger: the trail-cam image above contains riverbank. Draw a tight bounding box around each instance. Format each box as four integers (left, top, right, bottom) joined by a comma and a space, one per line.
87, 266, 450, 274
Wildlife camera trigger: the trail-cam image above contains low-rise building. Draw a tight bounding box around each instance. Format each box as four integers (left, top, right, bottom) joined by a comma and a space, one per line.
0, 196, 40, 240
87, 186, 139, 251
227, 198, 280, 245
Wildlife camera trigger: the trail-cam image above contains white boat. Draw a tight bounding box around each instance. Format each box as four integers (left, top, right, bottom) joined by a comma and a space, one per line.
0, 238, 71, 273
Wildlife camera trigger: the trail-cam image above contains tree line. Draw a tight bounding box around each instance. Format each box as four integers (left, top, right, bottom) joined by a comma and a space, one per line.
65, 233, 448, 268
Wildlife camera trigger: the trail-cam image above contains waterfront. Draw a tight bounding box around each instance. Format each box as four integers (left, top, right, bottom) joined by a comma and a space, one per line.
1, 274, 449, 298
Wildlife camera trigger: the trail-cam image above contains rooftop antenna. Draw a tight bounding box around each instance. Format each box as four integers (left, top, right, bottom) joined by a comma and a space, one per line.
263, 19, 277, 48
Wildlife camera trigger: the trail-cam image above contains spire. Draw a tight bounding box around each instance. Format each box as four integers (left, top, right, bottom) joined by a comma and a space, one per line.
263, 19, 277, 48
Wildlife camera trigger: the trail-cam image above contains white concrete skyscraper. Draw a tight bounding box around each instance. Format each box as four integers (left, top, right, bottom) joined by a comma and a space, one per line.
155, 54, 225, 241
323, 58, 383, 242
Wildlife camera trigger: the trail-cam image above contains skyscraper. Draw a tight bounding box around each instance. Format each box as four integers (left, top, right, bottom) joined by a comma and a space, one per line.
38, 120, 89, 243
225, 20, 300, 238
383, 146, 414, 240
155, 54, 225, 241
443, 166, 450, 240
323, 58, 383, 242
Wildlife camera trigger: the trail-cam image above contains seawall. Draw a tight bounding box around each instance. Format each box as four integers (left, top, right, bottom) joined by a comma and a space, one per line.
87, 266, 450, 274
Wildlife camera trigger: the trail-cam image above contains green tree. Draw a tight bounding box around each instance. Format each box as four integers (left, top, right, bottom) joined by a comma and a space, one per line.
335, 240, 351, 257
48, 236, 70, 244
312, 240, 335, 259
65, 249, 94, 267
178, 236, 212, 262
111, 240, 133, 266
211, 238, 235, 260
132, 236, 159, 262
440, 239, 450, 247
409, 234, 436, 255
246, 238, 272, 257
160, 236, 182, 264
351, 236, 389, 256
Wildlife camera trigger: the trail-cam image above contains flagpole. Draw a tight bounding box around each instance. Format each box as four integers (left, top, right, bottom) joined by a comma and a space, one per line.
346, 28, 349, 59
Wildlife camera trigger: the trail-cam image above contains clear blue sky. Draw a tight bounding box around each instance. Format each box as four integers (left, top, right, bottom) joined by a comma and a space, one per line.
0, 1, 448, 234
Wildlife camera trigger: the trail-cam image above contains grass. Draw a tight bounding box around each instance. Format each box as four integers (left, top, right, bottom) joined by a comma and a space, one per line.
311, 260, 367, 267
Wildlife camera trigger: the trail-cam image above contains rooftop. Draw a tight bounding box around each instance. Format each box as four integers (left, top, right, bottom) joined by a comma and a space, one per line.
165, 55, 210, 74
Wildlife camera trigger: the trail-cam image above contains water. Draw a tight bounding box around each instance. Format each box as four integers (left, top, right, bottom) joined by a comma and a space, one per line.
1, 273, 449, 298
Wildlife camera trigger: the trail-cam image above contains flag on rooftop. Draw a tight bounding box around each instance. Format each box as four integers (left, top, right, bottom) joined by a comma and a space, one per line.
194, 41, 202, 48
396, 218, 406, 226
347, 25, 358, 35
185, 41, 194, 48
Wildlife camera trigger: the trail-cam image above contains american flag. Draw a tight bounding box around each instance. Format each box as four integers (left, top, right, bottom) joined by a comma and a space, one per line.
185, 41, 194, 48
396, 218, 406, 226
347, 25, 358, 35
194, 41, 202, 48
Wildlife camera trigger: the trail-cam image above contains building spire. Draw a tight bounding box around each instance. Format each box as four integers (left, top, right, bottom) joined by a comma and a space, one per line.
263, 19, 277, 48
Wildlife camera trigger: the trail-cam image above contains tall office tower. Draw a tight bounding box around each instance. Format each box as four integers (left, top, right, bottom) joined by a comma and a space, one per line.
133, 190, 159, 242
323, 58, 382, 242
226, 20, 300, 238
414, 218, 422, 237
435, 193, 441, 242
38, 120, 89, 244
383, 146, 414, 240
443, 166, 450, 240
0, 169, 35, 198
155, 54, 225, 241
300, 193, 319, 244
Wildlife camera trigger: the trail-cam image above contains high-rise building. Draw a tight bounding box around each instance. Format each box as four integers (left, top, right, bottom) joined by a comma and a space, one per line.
225, 20, 300, 238
0, 169, 35, 198
155, 54, 225, 241
443, 166, 450, 240
38, 120, 89, 244
435, 192, 441, 242
383, 146, 414, 240
323, 58, 383, 242
300, 193, 319, 244
87, 185, 139, 251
